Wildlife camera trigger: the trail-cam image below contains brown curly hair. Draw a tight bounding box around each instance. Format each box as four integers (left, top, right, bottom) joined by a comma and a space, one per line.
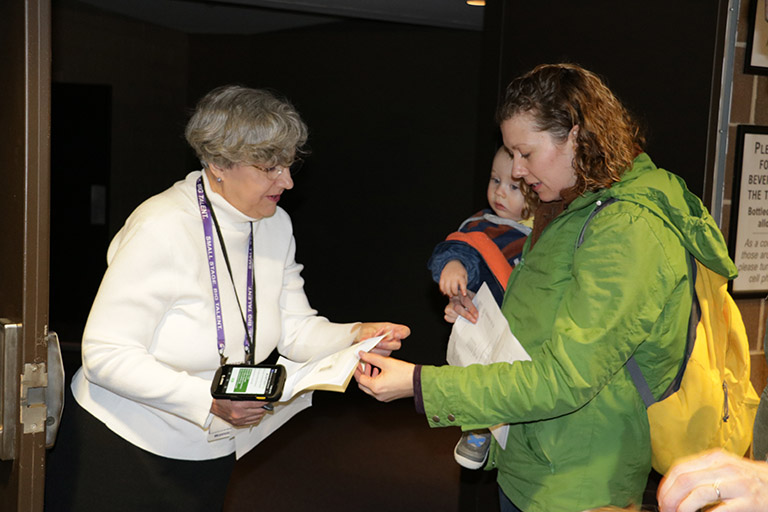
496, 63, 645, 197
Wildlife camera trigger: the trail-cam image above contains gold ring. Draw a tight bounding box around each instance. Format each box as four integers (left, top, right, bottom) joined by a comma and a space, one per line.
713, 480, 721, 500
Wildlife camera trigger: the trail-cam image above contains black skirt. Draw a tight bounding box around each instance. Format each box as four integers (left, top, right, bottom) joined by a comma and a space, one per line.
45, 387, 235, 512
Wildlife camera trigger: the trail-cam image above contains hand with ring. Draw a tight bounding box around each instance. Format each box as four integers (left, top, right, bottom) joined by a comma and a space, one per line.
657, 448, 768, 511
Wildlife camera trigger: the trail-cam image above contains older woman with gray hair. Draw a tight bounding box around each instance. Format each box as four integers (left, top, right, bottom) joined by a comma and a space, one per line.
45, 85, 409, 512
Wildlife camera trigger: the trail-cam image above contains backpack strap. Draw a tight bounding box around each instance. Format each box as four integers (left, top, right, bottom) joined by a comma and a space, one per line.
575, 197, 618, 250
576, 197, 701, 408
625, 357, 656, 408
658, 254, 700, 401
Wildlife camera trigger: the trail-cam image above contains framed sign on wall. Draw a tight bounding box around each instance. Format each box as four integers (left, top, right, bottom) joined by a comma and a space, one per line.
746, 0, 768, 75
728, 125, 768, 297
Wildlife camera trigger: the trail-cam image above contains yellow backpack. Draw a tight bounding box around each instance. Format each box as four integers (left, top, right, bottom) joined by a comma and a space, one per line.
580, 197, 760, 474
632, 258, 760, 474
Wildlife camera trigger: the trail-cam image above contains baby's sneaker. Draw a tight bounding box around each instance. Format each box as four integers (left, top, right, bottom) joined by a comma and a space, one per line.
454, 429, 491, 469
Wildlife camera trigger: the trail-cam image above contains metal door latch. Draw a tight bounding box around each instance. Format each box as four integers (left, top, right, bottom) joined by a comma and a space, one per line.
20, 363, 47, 435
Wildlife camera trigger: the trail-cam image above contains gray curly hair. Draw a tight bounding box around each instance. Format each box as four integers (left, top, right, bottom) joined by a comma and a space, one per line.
185, 85, 308, 169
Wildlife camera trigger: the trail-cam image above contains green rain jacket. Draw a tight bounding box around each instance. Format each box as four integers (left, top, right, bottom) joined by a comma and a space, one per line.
420, 154, 737, 511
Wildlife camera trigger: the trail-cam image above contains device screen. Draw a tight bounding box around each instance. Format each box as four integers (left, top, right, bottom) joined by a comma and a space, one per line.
225, 366, 273, 395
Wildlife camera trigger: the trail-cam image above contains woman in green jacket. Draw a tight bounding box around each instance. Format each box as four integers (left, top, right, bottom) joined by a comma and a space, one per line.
355, 63, 736, 512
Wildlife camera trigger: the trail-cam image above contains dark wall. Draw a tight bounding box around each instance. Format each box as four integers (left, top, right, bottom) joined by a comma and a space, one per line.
51, 1, 728, 365
51, 1, 189, 227
51, 1, 189, 344
51, 4, 484, 364
489, 0, 726, 199
187, 21, 483, 364
49, 83, 112, 345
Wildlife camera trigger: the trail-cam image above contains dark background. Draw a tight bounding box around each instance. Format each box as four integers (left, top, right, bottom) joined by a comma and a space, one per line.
50, 0, 727, 369
186, 21, 485, 366
48, 1, 728, 509
50, 10, 485, 366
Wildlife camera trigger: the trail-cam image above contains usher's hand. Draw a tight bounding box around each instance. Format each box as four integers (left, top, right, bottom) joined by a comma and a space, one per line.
210, 398, 269, 427
354, 322, 410, 356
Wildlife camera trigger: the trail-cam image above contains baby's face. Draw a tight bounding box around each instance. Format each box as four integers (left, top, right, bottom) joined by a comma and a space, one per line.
487, 150, 526, 221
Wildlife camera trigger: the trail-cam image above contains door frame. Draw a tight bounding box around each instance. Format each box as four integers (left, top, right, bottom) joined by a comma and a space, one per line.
0, 0, 51, 510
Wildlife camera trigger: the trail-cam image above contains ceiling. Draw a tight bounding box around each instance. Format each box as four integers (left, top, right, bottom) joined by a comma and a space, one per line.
75, 0, 486, 34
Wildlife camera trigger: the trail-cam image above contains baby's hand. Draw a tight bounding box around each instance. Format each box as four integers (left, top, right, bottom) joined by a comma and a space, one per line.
439, 260, 468, 297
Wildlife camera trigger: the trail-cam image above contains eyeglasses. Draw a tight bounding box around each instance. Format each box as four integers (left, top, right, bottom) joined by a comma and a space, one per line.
253, 158, 304, 180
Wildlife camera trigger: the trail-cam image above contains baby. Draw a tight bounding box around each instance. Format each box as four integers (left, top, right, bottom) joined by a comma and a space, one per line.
427, 146, 535, 468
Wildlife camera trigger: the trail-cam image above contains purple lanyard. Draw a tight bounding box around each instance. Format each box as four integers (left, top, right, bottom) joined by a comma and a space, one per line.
196, 177, 255, 365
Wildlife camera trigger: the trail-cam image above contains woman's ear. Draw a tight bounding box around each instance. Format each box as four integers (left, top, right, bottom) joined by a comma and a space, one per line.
569, 125, 579, 144
205, 162, 225, 182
